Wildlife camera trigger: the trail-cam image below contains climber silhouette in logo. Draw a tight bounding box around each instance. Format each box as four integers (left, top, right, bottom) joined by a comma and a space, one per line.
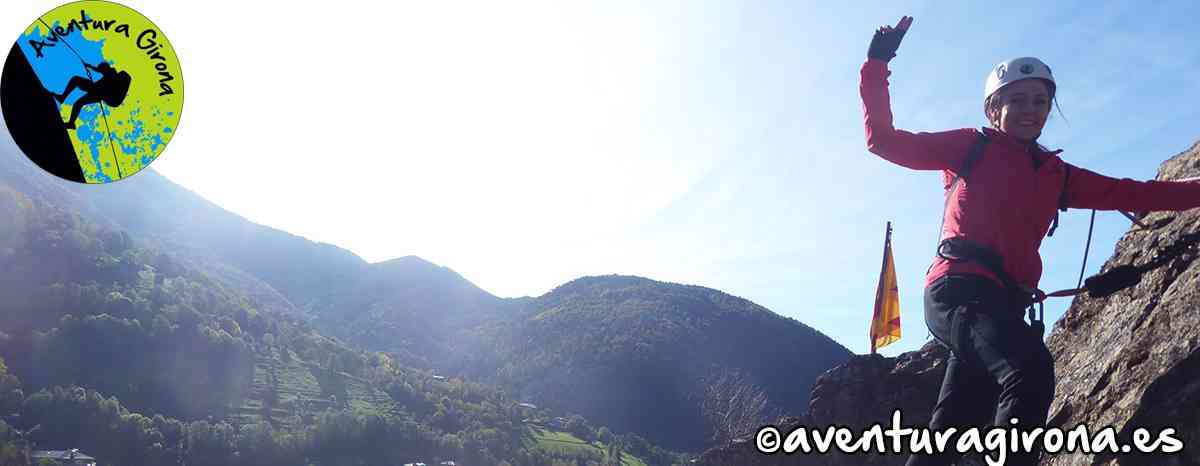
52, 61, 131, 129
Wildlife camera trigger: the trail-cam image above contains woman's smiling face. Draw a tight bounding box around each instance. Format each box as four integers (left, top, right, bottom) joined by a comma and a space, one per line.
988, 79, 1052, 142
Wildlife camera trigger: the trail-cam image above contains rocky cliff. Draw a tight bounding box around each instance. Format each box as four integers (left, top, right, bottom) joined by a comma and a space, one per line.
1043, 140, 1200, 466
696, 139, 1200, 466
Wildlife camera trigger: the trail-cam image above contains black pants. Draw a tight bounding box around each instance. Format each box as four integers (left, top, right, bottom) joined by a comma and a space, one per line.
905, 274, 1055, 466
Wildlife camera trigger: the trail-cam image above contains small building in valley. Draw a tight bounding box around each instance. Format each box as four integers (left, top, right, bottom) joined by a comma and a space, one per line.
31, 449, 97, 466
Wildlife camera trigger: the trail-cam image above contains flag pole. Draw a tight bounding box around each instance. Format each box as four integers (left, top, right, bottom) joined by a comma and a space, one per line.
870, 222, 891, 354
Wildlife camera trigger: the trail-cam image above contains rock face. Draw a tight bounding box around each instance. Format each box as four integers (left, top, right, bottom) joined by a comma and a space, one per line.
1042, 139, 1200, 466
696, 138, 1200, 466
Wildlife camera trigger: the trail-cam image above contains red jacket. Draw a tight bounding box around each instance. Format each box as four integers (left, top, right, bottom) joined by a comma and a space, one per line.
860, 58, 1200, 291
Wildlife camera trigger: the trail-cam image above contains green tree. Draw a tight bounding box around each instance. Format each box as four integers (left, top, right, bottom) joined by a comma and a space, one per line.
0, 357, 23, 415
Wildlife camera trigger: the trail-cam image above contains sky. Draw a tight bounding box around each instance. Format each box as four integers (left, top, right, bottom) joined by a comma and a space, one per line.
2, 0, 1199, 356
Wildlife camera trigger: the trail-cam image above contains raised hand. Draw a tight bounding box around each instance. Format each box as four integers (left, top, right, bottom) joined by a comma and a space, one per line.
868, 16, 913, 62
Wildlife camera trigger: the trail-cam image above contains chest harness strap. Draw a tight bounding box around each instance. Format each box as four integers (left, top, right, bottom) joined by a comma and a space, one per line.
932, 133, 1074, 337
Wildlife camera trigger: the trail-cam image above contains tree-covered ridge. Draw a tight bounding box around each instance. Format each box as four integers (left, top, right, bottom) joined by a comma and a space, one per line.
1, 154, 507, 371
0, 185, 684, 466
310, 255, 514, 370
464, 275, 853, 451
0, 151, 366, 317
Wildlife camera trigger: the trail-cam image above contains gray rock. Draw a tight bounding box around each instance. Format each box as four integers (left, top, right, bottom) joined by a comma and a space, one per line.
1042, 139, 1200, 466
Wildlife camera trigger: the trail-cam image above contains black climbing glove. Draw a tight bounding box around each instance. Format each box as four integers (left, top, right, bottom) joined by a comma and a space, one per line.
868, 17, 912, 62
1085, 264, 1143, 298
868, 27, 907, 62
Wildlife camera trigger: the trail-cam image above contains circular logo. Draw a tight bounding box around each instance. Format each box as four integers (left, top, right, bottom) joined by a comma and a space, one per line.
1, 1, 183, 183
995, 64, 1007, 80
1019, 63, 1035, 74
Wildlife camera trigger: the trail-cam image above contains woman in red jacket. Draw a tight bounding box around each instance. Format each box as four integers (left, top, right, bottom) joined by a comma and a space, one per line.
863, 16, 1200, 466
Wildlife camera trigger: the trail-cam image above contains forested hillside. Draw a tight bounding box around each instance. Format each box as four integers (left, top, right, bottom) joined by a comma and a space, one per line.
1, 148, 850, 457
0, 182, 682, 465
460, 275, 851, 451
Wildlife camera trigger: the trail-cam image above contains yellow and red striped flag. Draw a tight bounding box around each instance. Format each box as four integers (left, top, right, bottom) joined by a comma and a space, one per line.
870, 221, 901, 353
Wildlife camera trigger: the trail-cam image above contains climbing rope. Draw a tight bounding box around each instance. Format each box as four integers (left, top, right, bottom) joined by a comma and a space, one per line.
1076, 209, 1096, 289
1040, 227, 1200, 301
37, 17, 123, 179
1044, 175, 1200, 302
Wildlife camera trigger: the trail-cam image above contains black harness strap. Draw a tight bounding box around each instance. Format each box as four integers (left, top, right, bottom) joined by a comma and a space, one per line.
925, 133, 988, 342
934, 132, 991, 252
930, 132, 1063, 336
1047, 164, 1071, 237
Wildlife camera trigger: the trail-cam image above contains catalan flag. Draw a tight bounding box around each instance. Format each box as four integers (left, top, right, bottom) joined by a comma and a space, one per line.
870, 221, 901, 353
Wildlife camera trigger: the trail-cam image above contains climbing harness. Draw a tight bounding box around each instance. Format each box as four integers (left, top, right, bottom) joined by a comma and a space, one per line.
37, 16, 123, 178
932, 228, 1200, 337
927, 132, 1200, 338
936, 237, 1048, 336
930, 133, 989, 253
930, 132, 1071, 335
932, 133, 1071, 250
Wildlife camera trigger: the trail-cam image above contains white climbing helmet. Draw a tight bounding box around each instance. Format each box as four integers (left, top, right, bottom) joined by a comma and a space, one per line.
984, 57, 1055, 100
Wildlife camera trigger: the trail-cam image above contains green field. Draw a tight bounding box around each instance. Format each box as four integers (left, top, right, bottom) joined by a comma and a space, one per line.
233, 350, 403, 428
525, 425, 648, 466
234, 353, 650, 466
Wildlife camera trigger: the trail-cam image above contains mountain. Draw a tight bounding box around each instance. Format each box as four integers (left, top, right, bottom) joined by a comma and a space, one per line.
694, 138, 1200, 466
0, 149, 685, 465
0, 150, 512, 368
0, 147, 365, 316
304, 258, 854, 451
1, 136, 853, 455
466, 275, 852, 451
315, 255, 514, 368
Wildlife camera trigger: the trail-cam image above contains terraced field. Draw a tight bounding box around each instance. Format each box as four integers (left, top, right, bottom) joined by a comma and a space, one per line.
233, 349, 403, 428
230, 351, 651, 465
524, 424, 648, 466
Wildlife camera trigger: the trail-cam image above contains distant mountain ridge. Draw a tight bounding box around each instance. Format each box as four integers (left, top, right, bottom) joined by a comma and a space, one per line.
314, 255, 514, 369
